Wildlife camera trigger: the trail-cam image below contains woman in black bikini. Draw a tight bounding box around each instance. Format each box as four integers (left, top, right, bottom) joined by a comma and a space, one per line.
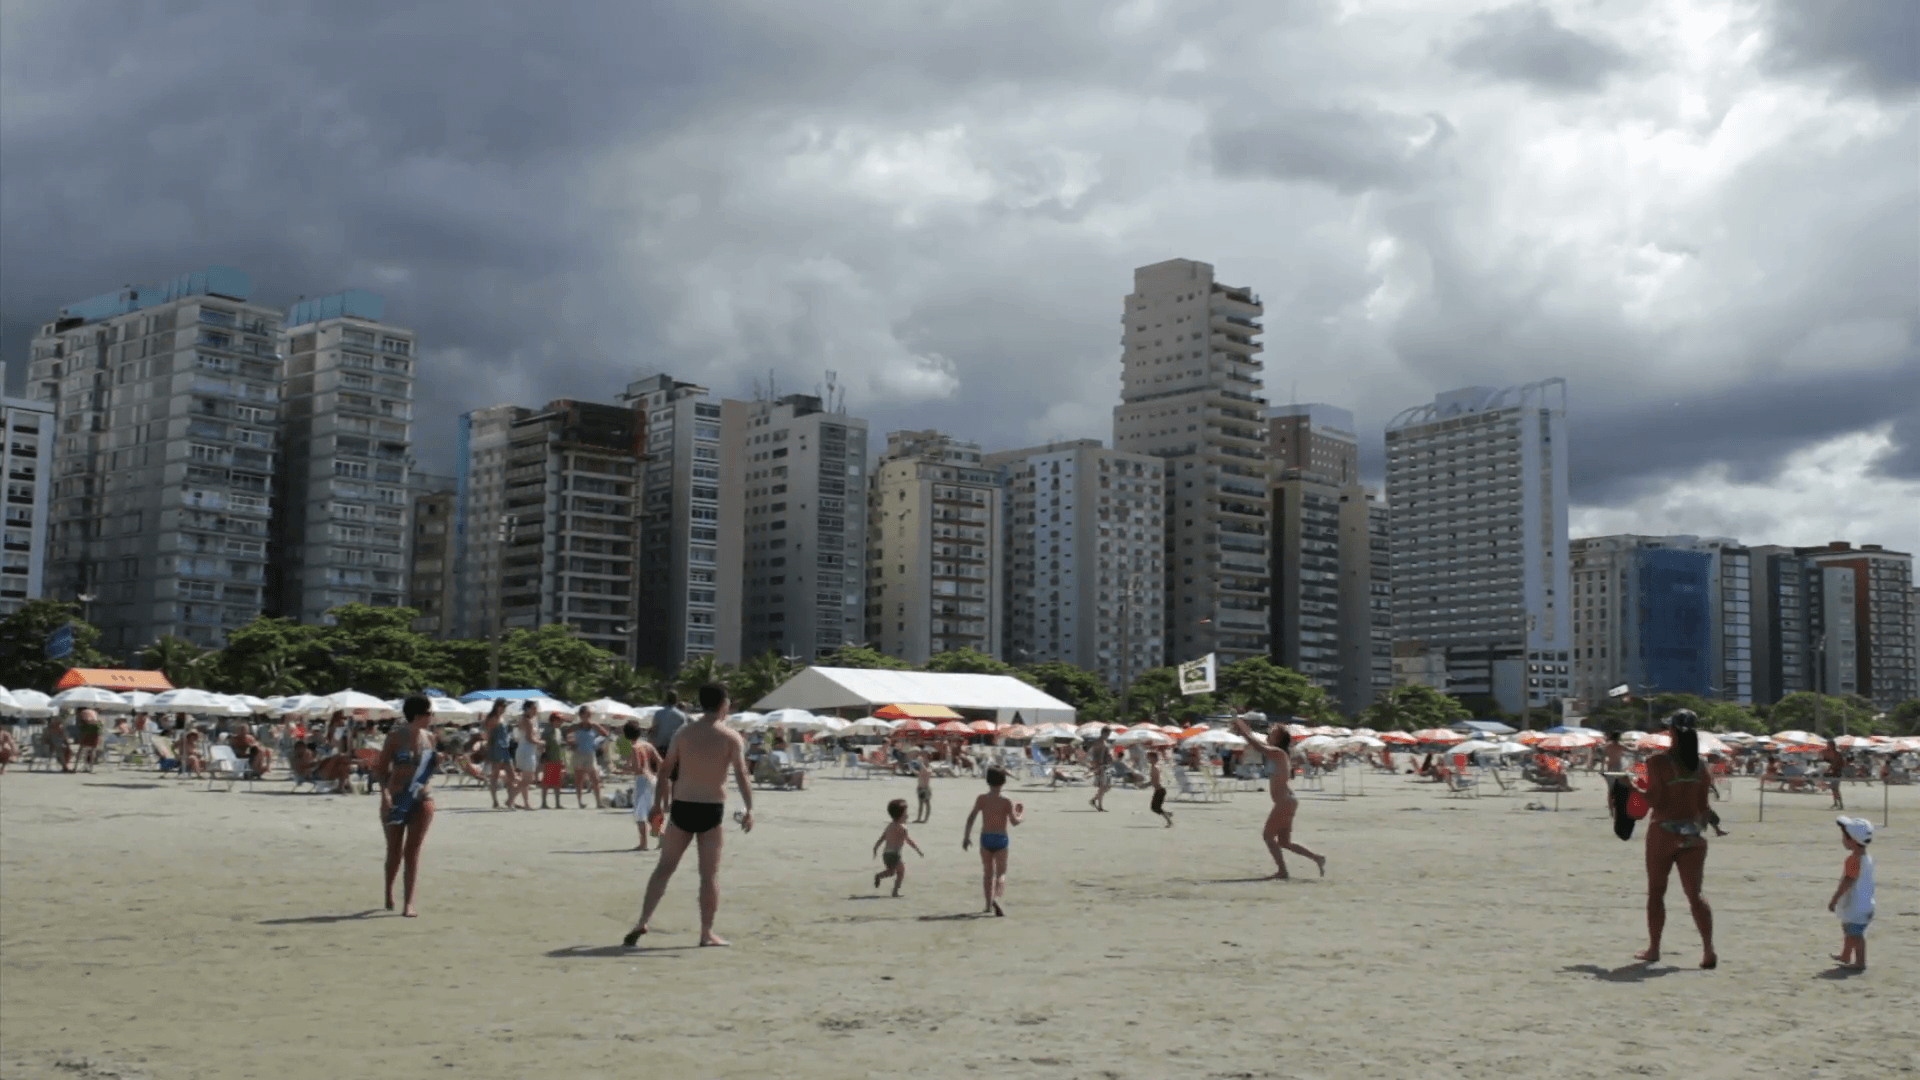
1637, 709, 1717, 969
376, 696, 437, 917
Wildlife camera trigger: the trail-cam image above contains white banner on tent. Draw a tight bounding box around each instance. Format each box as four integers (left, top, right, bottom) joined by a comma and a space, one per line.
1178, 653, 1216, 696
1607, 683, 1631, 698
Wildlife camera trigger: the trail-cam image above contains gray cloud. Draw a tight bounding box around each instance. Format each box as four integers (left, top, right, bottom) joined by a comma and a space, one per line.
1446, 3, 1631, 92
1765, 0, 1920, 96
1, 0, 1915, 547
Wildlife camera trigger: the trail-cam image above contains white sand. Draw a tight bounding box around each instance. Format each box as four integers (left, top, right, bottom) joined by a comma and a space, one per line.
2, 762, 1914, 1079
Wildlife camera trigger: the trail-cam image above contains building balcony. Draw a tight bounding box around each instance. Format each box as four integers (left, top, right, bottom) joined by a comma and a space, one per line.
1209, 332, 1264, 357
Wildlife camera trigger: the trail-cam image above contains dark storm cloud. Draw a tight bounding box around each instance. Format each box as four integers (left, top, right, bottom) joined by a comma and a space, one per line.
1765, 0, 1920, 96
1446, 2, 1631, 93
1207, 106, 1450, 193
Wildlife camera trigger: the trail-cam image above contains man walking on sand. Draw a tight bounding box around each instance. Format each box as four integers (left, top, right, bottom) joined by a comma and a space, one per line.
1088, 727, 1114, 811
624, 685, 754, 947
1234, 716, 1326, 879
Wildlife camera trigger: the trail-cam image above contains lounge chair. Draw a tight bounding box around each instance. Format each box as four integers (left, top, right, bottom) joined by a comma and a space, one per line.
1171, 766, 1221, 802
1443, 754, 1478, 798
205, 744, 254, 792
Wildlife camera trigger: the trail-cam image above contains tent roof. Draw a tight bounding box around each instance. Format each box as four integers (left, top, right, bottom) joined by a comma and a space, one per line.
457, 688, 551, 703
755, 667, 1074, 715
54, 668, 174, 692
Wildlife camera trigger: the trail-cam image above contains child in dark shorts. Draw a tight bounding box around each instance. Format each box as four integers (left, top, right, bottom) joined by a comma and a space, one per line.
1148, 750, 1174, 827
873, 798, 923, 896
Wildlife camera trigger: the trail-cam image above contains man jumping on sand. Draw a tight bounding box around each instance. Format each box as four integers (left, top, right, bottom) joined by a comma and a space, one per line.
623, 684, 753, 948
1233, 716, 1326, 879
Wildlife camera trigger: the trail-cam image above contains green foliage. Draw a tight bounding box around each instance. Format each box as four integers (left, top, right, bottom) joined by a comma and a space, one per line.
0, 600, 117, 691
1125, 667, 1214, 721
1025, 661, 1113, 712
1766, 692, 1881, 735
1217, 656, 1337, 724
598, 662, 663, 706
924, 647, 1016, 676
138, 635, 211, 689
818, 645, 913, 671
1888, 699, 1920, 736
732, 651, 799, 709
674, 655, 734, 703
1362, 684, 1471, 732
1700, 701, 1763, 733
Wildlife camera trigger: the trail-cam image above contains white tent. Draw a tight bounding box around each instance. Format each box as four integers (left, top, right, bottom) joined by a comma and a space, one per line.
753, 667, 1076, 727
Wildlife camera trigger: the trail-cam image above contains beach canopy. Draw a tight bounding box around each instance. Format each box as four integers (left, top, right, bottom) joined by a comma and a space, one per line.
457, 688, 552, 704
873, 703, 963, 721
754, 667, 1075, 726
54, 668, 174, 693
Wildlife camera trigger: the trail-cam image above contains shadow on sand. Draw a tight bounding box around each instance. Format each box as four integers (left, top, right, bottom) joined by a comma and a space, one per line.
546, 944, 693, 958
259, 909, 385, 925
917, 912, 988, 922
1561, 962, 1679, 983
82, 782, 165, 790
1816, 966, 1865, 980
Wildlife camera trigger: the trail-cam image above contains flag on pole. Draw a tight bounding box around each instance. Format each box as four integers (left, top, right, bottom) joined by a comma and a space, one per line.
45, 623, 74, 661
1607, 683, 1631, 698
1178, 653, 1216, 696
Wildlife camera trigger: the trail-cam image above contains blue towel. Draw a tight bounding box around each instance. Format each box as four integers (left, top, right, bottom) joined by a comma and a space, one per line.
385, 749, 437, 826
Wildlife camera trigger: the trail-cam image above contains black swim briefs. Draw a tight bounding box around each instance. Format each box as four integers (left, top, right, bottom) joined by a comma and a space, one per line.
669, 800, 725, 835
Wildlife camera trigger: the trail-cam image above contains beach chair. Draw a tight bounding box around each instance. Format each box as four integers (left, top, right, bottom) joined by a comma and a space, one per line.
1483, 764, 1514, 795
206, 744, 253, 792
1171, 766, 1219, 802
1443, 755, 1478, 798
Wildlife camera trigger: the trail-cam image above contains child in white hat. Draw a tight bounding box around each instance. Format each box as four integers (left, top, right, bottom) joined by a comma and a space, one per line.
1827, 816, 1876, 970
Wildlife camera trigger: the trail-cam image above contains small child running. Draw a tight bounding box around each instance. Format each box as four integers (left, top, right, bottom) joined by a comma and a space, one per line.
872, 798, 924, 896
1147, 751, 1174, 827
1828, 816, 1876, 970
962, 767, 1025, 916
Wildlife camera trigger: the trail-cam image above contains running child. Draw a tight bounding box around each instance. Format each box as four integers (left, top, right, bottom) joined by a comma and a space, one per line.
962, 767, 1024, 916
1147, 750, 1173, 827
914, 753, 933, 822
1828, 816, 1876, 971
872, 798, 924, 896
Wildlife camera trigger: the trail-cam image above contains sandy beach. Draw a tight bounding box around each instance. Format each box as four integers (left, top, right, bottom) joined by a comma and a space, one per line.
2, 763, 1914, 1080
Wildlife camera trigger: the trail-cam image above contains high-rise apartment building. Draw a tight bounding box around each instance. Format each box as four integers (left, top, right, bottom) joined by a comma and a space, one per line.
621, 374, 744, 671
1385, 380, 1571, 712
280, 291, 415, 622
29, 268, 284, 651
730, 393, 869, 661
407, 473, 457, 636
1570, 536, 1714, 703
1748, 545, 1862, 704
1265, 403, 1388, 714
1570, 534, 1753, 707
1336, 487, 1393, 715
1, 369, 54, 616
455, 400, 645, 659
1797, 542, 1917, 708
986, 440, 1164, 693
1113, 258, 1271, 665
867, 430, 1003, 665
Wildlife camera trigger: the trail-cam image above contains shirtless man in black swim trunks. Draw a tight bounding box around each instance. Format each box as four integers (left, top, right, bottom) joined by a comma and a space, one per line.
624, 684, 753, 947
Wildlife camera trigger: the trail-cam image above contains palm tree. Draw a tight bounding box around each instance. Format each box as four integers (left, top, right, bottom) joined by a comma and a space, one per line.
140, 635, 209, 688
733, 650, 799, 708
674, 655, 736, 706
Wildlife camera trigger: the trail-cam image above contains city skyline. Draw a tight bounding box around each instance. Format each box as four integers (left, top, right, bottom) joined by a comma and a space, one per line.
1, 1, 1913, 553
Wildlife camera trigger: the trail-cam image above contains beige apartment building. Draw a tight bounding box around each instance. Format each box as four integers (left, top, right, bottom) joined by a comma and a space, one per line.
1112, 258, 1271, 667
732, 393, 869, 662
867, 430, 1003, 665
986, 439, 1164, 693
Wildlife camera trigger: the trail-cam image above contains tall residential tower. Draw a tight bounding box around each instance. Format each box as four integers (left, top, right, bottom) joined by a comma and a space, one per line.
1112, 258, 1271, 666
866, 430, 1003, 665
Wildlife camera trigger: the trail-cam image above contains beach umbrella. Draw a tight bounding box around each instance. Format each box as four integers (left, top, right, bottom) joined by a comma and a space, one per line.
1342, 735, 1387, 750
968, 720, 1001, 734
1513, 730, 1546, 744
894, 720, 936, 735
1114, 728, 1173, 746
121, 690, 157, 711
1490, 741, 1531, 756
1351, 727, 1378, 737
841, 717, 897, 736
1001, 724, 1035, 740
11, 689, 52, 712
933, 720, 972, 736
727, 710, 765, 728
1075, 722, 1116, 739
813, 716, 850, 734
1182, 729, 1247, 748
425, 697, 477, 723
1543, 725, 1604, 736
1536, 733, 1599, 750
511, 697, 577, 719
1410, 728, 1466, 744
228, 693, 272, 714
1033, 723, 1078, 741
51, 686, 133, 712
205, 694, 256, 717
0, 688, 52, 718
150, 687, 232, 713
1831, 735, 1875, 750
1770, 730, 1822, 746
763, 708, 822, 730
1448, 739, 1503, 755
1380, 731, 1418, 745
312, 690, 403, 719
1283, 723, 1312, 738
574, 698, 643, 722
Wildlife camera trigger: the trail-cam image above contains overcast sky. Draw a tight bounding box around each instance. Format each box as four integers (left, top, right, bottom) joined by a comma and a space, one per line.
2, 0, 1914, 550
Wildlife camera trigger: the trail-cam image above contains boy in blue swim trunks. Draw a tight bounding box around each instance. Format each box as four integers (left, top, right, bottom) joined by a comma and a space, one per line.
962, 767, 1024, 916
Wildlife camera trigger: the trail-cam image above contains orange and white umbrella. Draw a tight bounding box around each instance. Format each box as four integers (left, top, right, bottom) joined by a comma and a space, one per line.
1832, 735, 1875, 750
933, 721, 973, 736
1176, 725, 1211, 740
1537, 733, 1600, 750
1380, 731, 1419, 745
1771, 730, 1822, 746
893, 720, 936, 734
1001, 724, 1035, 739
968, 720, 1001, 734
1513, 730, 1547, 744
1411, 728, 1466, 744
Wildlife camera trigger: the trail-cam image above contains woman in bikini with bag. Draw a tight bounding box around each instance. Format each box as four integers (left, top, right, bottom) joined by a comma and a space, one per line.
376, 696, 438, 917
1637, 709, 1717, 969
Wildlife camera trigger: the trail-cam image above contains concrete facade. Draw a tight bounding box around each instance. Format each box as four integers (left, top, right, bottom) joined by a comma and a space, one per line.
1797, 542, 1916, 708
1571, 535, 1754, 706
621, 375, 744, 671
407, 473, 457, 637
1385, 380, 1572, 712
0, 370, 54, 616
733, 394, 869, 662
279, 292, 415, 622
986, 439, 1165, 693
1113, 258, 1271, 667
29, 268, 284, 652
1336, 487, 1393, 714
867, 431, 1003, 665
